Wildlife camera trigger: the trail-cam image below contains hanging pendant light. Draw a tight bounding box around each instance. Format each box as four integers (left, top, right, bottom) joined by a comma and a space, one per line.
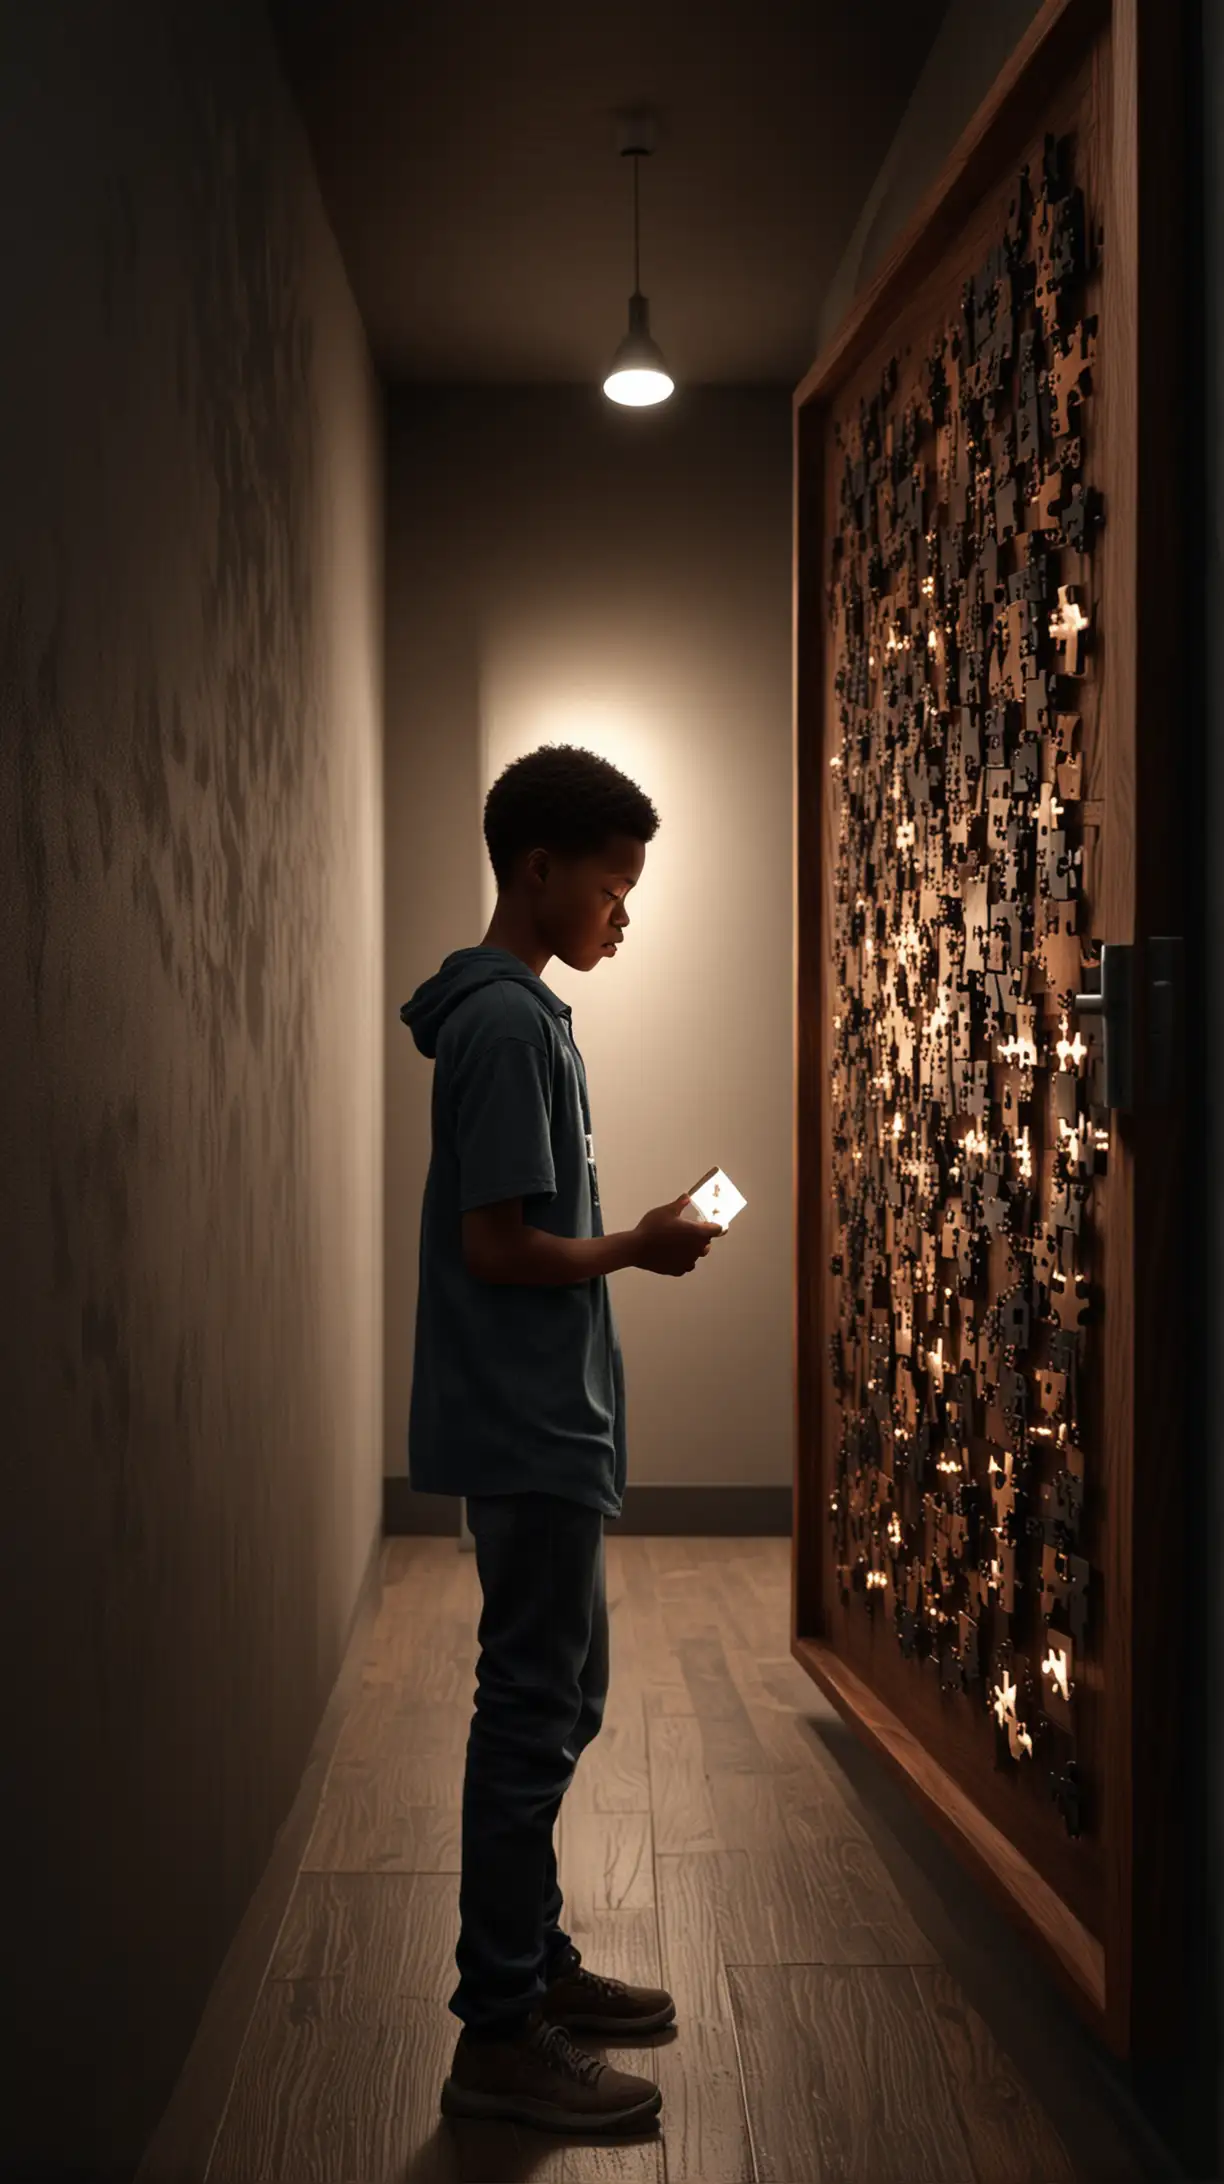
603, 117, 674, 408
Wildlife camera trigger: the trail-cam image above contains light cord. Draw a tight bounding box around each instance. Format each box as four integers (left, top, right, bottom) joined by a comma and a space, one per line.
633, 152, 640, 293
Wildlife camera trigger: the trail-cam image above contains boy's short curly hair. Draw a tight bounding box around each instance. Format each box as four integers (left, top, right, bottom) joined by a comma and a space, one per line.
483, 743, 659, 891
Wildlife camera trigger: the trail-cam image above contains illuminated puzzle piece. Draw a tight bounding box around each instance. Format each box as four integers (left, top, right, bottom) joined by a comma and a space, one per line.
1055, 1010, 1089, 1071
1040, 1631, 1074, 1729
1050, 1266, 1091, 1335
1050, 583, 1090, 675
991, 1666, 1036, 1762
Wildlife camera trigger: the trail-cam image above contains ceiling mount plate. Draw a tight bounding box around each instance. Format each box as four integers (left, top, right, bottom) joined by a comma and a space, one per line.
616, 110, 658, 158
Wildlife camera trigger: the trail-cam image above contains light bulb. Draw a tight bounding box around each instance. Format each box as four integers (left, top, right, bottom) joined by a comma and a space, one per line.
603, 365, 674, 407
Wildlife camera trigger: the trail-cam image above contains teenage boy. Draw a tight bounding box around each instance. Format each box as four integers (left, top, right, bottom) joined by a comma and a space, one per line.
400, 743, 724, 2134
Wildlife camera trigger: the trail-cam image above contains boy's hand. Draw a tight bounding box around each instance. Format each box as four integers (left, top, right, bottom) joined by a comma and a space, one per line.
632, 1195, 724, 1277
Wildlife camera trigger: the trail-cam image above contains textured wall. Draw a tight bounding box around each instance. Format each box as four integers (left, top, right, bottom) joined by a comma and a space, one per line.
0, 4, 384, 2171
385, 386, 793, 1494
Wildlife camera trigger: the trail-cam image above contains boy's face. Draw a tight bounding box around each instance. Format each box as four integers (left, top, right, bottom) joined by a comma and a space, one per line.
525, 832, 646, 972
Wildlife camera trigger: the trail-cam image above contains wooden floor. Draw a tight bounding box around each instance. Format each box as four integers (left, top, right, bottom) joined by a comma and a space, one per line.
203, 1538, 1149, 2183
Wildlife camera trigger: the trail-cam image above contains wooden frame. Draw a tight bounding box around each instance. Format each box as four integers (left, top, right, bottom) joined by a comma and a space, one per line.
791, 0, 1188, 2065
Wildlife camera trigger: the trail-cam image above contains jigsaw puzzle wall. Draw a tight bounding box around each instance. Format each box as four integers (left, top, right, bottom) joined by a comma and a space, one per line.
821, 122, 1108, 1912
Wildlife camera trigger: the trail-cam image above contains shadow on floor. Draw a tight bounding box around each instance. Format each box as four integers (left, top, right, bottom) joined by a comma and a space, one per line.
795, 1698, 1185, 2183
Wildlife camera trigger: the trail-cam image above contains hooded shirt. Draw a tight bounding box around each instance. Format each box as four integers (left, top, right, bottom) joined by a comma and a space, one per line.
400, 946, 627, 1517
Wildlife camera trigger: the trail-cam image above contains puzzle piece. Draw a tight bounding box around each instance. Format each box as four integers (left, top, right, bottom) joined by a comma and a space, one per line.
1050, 583, 1090, 676
990, 1650, 1037, 1765
1049, 1266, 1091, 1336
1039, 1630, 1074, 1730
1041, 1544, 1090, 1641
1050, 1757, 1084, 1837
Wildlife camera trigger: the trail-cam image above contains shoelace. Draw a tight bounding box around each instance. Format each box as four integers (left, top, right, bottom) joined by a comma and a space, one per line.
533, 2020, 604, 2086
570, 1967, 630, 2001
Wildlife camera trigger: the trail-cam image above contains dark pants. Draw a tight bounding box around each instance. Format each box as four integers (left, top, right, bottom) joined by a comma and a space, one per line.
453, 1491, 608, 2037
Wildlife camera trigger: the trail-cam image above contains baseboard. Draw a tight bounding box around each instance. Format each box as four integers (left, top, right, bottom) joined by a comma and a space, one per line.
383, 1477, 792, 1537
610, 1484, 792, 1534
134, 1523, 384, 2184
382, 1479, 461, 1534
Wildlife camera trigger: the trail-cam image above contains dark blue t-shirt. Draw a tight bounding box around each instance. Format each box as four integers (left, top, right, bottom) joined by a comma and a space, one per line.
400, 947, 627, 1517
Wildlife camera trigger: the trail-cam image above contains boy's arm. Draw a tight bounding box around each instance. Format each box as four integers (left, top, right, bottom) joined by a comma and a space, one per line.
464, 1199, 640, 1286
453, 1037, 718, 1284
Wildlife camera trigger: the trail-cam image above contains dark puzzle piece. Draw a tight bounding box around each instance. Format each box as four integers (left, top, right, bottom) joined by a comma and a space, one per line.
1050, 1758, 1084, 1837
1041, 1544, 1090, 1642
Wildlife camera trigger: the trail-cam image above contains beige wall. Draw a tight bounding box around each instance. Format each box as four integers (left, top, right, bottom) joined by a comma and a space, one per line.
0, 3, 384, 2170
386, 386, 793, 1492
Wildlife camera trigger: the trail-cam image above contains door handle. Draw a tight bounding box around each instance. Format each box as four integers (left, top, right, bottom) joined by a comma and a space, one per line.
1073, 942, 1133, 1111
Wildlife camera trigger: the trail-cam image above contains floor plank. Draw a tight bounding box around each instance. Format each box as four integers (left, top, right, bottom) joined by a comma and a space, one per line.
728, 1962, 977, 2184
912, 1965, 1078, 2183
682, 1775, 939, 1970
267, 1871, 460, 2001
301, 1752, 464, 1873
331, 1687, 470, 1767
358, 1617, 475, 1703
675, 1633, 779, 1774
642, 1537, 704, 1598
646, 1712, 722, 1855
611, 1542, 693, 1722
717, 1832, 937, 1969
559, 2125, 663, 2183
565, 1685, 651, 1815
691, 1541, 791, 1656
721, 1646, 838, 1771
302, 1796, 463, 1876
207, 1995, 454, 2183
654, 1857, 755, 2183
707, 1764, 843, 1854
557, 1809, 659, 1986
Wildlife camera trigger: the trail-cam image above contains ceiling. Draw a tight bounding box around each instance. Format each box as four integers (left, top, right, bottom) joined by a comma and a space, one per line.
272, 0, 947, 387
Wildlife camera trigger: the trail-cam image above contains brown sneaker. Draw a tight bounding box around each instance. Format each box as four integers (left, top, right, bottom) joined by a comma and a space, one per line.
541, 1963, 676, 2036
440, 2015, 663, 2134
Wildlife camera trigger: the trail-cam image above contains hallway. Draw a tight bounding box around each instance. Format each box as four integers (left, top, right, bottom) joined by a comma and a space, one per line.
202, 1538, 1152, 2182
7, 5, 1223, 2175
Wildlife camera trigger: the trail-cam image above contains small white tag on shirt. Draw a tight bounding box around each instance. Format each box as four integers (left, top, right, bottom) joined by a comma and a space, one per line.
585, 1132, 595, 1165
